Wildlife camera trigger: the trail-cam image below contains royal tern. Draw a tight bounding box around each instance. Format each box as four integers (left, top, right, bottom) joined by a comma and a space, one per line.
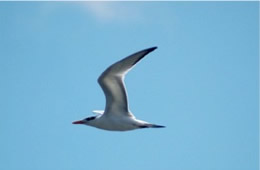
73, 47, 165, 131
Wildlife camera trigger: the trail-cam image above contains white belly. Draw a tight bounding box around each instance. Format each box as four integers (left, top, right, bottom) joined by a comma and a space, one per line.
89, 115, 144, 131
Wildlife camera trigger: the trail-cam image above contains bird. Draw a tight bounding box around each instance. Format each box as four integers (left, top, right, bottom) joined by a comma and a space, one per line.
72, 47, 165, 131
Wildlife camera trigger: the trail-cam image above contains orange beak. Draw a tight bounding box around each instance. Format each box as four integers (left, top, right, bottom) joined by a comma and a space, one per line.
72, 120, 84, 124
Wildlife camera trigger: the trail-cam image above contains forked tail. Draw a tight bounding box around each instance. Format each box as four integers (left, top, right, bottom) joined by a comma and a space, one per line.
139, 124, 166, 128
150, 124, 165, 128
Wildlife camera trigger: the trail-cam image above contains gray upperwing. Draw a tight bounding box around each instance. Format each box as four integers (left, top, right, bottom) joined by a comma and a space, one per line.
98, 47, 157, 116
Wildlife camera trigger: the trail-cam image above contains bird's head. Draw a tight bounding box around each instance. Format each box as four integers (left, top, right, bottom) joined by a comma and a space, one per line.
72, 116, 97, 125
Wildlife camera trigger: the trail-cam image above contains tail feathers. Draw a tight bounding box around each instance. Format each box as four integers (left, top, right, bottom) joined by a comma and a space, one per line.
150, 124, 165, 128
139, 124, 165, 129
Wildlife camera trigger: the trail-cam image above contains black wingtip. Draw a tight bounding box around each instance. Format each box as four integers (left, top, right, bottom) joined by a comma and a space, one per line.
148, 46, 158, 52
142, 46, 158, 54
142, 46, 158, 53
131, 46, 158, 66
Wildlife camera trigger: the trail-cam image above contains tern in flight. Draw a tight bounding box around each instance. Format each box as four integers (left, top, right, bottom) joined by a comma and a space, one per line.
73, 47, 165, 131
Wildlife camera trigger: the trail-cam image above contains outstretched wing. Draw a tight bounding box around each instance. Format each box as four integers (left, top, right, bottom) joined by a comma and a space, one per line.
98, 47, 157, 116
92, 110, 104, 115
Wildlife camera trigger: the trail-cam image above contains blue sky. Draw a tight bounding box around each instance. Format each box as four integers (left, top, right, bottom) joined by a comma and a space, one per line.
0, 2, 259, 170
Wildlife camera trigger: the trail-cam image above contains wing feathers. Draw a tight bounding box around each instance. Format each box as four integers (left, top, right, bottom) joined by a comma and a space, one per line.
98, 47, 157, 116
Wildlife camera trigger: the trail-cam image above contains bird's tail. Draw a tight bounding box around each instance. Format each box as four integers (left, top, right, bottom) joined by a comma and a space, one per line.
139, 124, 165, 128
150, 124, 165, 128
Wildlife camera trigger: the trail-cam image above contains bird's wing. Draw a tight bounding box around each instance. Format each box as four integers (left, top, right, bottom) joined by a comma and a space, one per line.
98, 47, 157, 117
92, 110, 104, 115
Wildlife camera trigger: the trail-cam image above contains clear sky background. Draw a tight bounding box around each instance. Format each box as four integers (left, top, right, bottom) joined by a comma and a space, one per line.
0, 2, 259, 170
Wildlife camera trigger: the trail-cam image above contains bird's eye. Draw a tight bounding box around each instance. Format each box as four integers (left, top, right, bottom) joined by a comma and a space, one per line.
85, 116, 96, 121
